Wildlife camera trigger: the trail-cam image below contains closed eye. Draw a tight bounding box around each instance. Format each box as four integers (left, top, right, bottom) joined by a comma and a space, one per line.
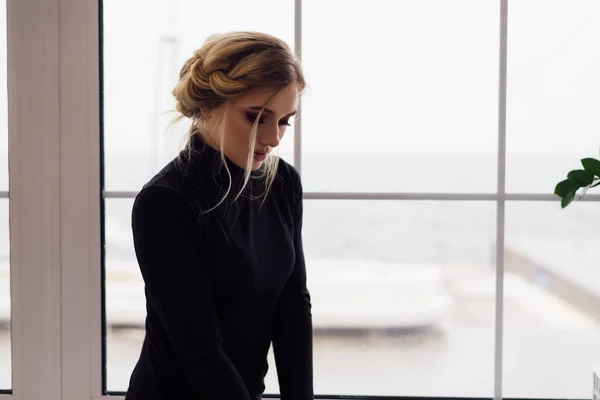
246, 112, 291, 127
245, 112, 263, 124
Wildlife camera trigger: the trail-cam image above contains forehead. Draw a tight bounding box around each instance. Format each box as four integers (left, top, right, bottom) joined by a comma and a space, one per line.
232, 86, 299, 114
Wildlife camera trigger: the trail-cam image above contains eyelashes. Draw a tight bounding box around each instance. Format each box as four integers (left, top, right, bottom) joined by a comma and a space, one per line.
245, 112, 291, 127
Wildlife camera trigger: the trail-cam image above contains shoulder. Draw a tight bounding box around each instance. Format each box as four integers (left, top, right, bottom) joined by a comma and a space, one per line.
275, 158, 303, 198
137, 150, 208, 204
132, 184, 189, 222
133, 159, 196, 218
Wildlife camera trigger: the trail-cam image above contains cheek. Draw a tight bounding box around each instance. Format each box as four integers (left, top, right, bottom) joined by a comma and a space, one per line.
225, 117, 253, 148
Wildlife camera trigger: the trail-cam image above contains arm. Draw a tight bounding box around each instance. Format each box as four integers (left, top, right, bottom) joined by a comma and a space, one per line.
272, 175, 314, 400
131, 185, 251, 399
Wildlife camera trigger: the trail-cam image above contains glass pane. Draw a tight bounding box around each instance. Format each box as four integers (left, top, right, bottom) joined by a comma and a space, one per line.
272, 200, 496, 397
105, 198, 497, 397
104, 198, 142, 391
0, 0, 6, 192
0, 199, 9, 390
102, 0, 295, 192
0, 199, 12, 389
504, 201, 600, 398
0, 0, 10, 390
301, 0, 499, 193
506, 1, 600, 193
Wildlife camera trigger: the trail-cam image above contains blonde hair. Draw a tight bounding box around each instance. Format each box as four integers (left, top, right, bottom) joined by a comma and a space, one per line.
172, 31, 305, 210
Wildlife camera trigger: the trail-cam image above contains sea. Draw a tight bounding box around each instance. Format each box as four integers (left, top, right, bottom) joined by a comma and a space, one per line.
1, 151, 600, 272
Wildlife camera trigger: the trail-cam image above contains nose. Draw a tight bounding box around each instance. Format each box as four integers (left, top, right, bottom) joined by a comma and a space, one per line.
261, 125, 281, 148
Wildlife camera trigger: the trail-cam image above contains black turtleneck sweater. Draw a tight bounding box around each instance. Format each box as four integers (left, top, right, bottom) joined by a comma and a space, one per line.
124, 136, 313, 400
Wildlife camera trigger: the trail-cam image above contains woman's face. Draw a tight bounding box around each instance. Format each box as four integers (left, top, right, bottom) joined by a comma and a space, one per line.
204, 85, 299, 171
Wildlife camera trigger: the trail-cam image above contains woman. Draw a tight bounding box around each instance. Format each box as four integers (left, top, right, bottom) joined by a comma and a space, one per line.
124, 31, 313, 400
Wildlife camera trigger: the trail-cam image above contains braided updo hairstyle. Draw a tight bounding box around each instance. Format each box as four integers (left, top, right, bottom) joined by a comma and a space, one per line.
172, 31, 305, 208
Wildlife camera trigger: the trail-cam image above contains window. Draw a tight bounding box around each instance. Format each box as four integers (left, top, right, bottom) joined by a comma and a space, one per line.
103, 0, 502, 392
504, 202, 600, 398
277, 200, 497, 397
102, 0, 295, 193
99, 0, 600, 399
503, 1, 600, 398
301, 0, 499, 194
0, 199, 8, 392
506, 0, 600, 194
102, 0, 295, 393
0, 0, 10, 391
16, 0, 590, 399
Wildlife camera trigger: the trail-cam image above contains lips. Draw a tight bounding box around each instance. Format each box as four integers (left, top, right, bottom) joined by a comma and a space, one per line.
253, 150, 268, 162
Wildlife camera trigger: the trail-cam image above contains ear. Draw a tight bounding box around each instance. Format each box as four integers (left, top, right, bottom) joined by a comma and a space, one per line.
199, 106, 212, 120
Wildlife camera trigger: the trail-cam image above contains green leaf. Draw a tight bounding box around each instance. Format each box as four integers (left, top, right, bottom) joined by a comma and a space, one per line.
581, 158, 600, 176
561, 190, 576, 208
567, 169, 595, 186
554, 179, 578, 198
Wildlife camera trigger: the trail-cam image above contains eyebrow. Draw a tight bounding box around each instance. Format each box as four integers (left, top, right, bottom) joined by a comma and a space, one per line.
248, 106, 297, 118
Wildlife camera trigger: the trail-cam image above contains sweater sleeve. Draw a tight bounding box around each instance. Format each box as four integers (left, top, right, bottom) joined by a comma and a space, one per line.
272, 172, 314, 400
131, 185, 252, 400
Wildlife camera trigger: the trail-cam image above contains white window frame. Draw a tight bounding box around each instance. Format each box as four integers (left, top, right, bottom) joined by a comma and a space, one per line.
5, 0, 102, 399
4, 1, 600, 400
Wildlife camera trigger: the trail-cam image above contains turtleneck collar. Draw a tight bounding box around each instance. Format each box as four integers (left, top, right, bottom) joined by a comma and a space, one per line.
183, 133, 265, 199
191, 133, 265, 174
